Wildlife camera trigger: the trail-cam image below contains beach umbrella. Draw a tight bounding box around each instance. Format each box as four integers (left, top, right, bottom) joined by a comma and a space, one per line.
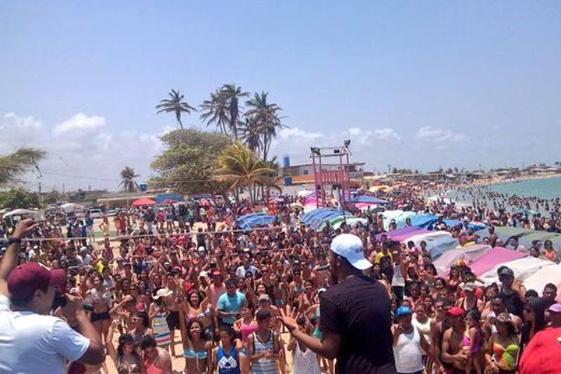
131, 197, 156, 206
434, 244, 491, 276
468, 246, 526, 276
523, 264, 561, 302
332, 217, 368, 229
479, 257, 557, 285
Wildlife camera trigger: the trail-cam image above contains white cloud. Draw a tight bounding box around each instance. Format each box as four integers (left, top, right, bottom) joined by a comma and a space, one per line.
1, 112, 163, 191
417, 126, 467, 143
372, 127, 402, 142
52, 113, 106, 135
278, 127, 323, 140
348, 127, 362, 136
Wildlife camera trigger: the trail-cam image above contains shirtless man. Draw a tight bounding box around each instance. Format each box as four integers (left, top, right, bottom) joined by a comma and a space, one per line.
441, 306, 471, 374
430, 298, 448, 374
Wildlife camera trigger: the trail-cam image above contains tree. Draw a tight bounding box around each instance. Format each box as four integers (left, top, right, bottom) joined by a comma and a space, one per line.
244, 91, 283, 162
156, 89, 196, 129
215, 142, 280, 203
150, 128, 232, 195
0, 148, 47, 187
221, 84, 248, 140
0, 148, 46, 187
119, 166, 140, 192
43, 189, 64, 205
0, 187, 40, 209
238, 116, 262, 152
200, 89, 230, 135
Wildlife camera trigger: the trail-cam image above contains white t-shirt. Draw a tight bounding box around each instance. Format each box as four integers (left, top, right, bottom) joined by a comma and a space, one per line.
0, 295, 90, 374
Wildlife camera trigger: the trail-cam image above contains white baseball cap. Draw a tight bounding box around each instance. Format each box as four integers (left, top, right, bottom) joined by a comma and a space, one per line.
330, 233, 372, 270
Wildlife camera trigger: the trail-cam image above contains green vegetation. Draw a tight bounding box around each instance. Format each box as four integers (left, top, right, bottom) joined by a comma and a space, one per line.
119, 166, 140, 192
151, 84, 285, 198
0, 188, 40, 209
215, 142, 281, 203
0, 147, 46, 188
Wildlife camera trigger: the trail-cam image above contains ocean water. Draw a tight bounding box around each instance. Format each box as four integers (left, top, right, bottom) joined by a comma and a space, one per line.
444, 176, 561, 213
487, 176, 561, 200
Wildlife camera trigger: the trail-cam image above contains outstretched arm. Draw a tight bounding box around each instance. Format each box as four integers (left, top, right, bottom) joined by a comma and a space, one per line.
0, 219, 37, 297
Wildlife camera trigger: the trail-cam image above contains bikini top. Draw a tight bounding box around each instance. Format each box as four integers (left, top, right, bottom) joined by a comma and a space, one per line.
183, 347, 208, 359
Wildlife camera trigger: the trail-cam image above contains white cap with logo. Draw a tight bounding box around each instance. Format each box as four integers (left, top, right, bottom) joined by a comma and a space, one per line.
330, 233, 372, 270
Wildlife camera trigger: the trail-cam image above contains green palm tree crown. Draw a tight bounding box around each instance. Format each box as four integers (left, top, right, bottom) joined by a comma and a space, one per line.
222, 84, 248, 140
215, 142, 280, 202
156, 89, 196, 129
200, 89, 230, 134
201, 84, 248, 140
238, 116, 263, 152
119, 166, 140, 192
244, 91, 284, 162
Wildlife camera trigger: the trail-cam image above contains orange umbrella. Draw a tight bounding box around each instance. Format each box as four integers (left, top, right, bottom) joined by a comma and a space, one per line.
132, 197, 156, 206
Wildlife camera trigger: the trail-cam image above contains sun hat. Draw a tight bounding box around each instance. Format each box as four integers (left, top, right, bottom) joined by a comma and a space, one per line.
396, 305, 413, 316
330, 233, 372, 270
153, 288, 173, 300
8, 262, 66, 299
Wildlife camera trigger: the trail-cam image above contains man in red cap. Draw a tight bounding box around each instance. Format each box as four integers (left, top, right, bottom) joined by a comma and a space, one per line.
440, 306, 470, 374
0, 219, 104, 373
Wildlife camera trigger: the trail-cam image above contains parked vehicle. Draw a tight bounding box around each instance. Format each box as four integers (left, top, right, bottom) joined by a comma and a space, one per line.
88, 208, 103, 218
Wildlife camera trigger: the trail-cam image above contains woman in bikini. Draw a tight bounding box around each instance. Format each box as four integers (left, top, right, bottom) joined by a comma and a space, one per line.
178, 318, 212, 374
107, 320, 146, 374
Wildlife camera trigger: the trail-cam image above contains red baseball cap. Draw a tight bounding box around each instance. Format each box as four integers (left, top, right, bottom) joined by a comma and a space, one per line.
8, 262, 66, 299
447, 306, 465, 317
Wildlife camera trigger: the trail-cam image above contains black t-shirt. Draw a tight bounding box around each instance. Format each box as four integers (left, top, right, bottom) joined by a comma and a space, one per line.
499, 289, 524, 318
320, 275, 395, 373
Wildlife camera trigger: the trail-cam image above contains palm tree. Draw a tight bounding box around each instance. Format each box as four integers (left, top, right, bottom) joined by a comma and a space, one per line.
119, 166, 140, 192
222, 84, 248, 140
200, 89, 229, 134
215, 142, 280, 203
244, 91, 284, 162
156, 89, 196, 129
238, 116, 262, 152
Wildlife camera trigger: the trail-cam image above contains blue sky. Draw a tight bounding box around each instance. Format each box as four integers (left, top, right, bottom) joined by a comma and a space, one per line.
1, 1, 560, 191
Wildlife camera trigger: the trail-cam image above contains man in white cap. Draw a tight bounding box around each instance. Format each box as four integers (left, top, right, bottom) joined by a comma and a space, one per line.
279, 233, 396, 373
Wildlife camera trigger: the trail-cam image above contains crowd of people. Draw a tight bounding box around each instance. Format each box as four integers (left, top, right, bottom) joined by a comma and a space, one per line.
1, 188, 561, 374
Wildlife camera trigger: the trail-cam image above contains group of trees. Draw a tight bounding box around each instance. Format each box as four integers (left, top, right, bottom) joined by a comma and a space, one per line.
152, 84, 285, 200
156, 84, 284, 168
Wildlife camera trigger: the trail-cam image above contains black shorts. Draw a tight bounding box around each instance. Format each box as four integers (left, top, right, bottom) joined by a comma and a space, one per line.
167, 311, 180, 330
90, 311, 110, 322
